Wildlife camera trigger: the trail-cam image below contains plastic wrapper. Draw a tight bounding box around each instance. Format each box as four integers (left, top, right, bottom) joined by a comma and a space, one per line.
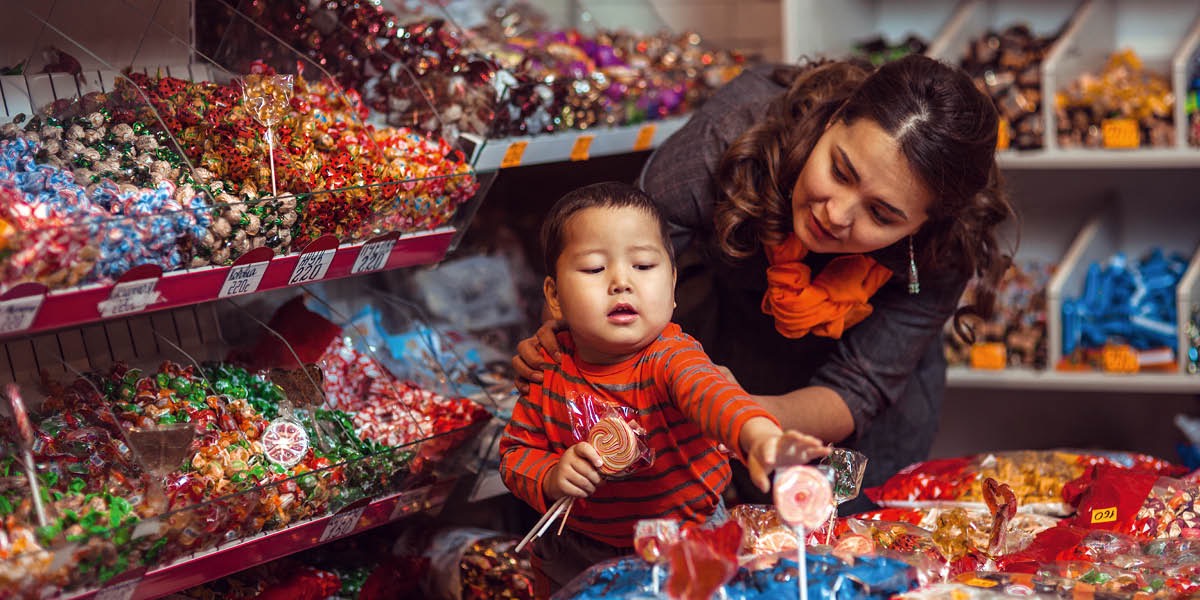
1071, 466, 1200, 540
420, 527, 535, 600
555, 549, 917, 600
866, 450, 1185, 516
730, 504, 800, 556
565, 394, 653, 477
843, 519, 953, 585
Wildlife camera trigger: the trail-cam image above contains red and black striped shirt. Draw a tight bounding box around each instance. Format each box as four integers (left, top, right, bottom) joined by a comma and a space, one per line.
499, 323, 778, 548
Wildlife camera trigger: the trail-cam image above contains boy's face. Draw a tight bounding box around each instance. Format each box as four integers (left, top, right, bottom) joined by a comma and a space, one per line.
544, 206, 676, 365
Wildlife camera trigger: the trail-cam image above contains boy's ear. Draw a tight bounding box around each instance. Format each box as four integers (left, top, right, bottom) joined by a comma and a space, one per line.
543, 276, 564, 320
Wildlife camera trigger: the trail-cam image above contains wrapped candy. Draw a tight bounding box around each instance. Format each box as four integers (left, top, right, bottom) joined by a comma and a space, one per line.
565, 394, 653, 477
945, 260, 1051, 369
730, 504, 801, 556
1056, 49, 1174, 149
960, 24, 1058, 150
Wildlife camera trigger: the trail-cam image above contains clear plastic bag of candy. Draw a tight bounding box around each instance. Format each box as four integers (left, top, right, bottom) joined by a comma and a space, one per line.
564, 393, 653, 478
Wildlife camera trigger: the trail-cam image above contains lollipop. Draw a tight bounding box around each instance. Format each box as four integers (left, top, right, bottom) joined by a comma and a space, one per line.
4, 384, 46, 527
775, 465, 834, 600
588, 415, 640, 475
820, 448, 868, 542
262, 419, 310, 468
634, 519, 680, 596
242, 73, 294, 197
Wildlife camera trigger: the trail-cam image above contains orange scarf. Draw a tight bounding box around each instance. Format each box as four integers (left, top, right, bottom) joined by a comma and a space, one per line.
761, 235, 893, 339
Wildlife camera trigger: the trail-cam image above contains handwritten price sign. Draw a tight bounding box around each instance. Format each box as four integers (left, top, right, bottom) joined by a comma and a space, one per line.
219, 261, 269, 298
98, 279, 161, 317
288, 249, 336, 286
351, 239, 396, 275
0, 294, 43, 334
319, 505, 367, 542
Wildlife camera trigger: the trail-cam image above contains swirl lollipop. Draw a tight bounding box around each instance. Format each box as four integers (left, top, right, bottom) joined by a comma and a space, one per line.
774, 465, 834, 600
634, 519, 680, 596
262, 419, 310, 468
588, 415, 640, 475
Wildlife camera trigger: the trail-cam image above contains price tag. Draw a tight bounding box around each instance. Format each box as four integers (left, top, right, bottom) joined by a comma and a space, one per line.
633, 124, 657, 151
570, 135, 594, 161
0, 294, 43, 334
319, 505, 367, 542
351, 238, 396, 275
996, 118, 1011, 151
1101, 344, 1139, 374
1091, 506, 1118, 524
218, 261, 269, 298
1101, 118, 1140, 149
969, 342, 1007, 370
287, 249, 336, 286
500, 140, 528, 168
390, 487, 430, 520
961, 577, 998, 589
97, 279, 161, 317
94, 578, 141, 600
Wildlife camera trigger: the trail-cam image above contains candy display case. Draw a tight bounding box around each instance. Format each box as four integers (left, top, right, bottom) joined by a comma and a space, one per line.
782, 0, 972, 66
0, 0, 484, 339
0, 295, 491, 598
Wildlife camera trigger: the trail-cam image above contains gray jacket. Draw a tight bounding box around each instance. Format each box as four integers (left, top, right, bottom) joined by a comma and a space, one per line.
639, 65, 968, 488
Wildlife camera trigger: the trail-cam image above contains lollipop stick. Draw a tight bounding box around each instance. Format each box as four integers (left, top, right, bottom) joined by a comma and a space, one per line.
266, 127, 278, 198
825, 507, 836, 544
651, 563, 661, 596
796, 524, 807, 600
556, 497, 575, 536
515, 496, 570, 553
22, 449, 47, 527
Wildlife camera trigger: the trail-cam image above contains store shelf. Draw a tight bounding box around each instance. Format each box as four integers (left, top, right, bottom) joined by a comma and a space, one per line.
947, 366, 1200, 393
998, 149, 1200, 169
0, 227, 455, 340
470, 116, 689, 172
64, 479, 456, 600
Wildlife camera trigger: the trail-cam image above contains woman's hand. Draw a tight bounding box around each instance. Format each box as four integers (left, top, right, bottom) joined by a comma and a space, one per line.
512, 319, 568, 394
544, 442, 605, 501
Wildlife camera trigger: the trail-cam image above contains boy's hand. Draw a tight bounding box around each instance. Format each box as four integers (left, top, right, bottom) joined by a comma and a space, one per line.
513, 319, 568, 394
544, 442, 605, 502
741, 418, 830, 493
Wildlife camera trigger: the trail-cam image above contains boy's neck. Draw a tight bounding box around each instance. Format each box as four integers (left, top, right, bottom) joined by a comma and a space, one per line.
573, 344, 643, 366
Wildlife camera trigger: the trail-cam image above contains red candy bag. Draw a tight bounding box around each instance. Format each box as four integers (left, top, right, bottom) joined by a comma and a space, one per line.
565, 393, 653, 477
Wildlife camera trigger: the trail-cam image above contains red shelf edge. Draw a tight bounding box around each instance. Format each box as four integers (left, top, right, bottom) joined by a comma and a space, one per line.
63, 478, 457, 600
8, 228, 454, 339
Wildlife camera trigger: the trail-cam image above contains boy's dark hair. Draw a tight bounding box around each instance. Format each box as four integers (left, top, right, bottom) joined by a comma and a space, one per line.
541, 181, 675, 277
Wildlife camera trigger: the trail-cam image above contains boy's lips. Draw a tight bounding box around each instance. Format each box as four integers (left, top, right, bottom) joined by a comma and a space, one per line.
607, 303, 638, 323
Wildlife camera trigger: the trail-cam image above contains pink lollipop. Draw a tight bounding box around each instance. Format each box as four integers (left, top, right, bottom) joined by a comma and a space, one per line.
774, 465, 833, 530
832, 533, 875, 562
262, 419, 310, 467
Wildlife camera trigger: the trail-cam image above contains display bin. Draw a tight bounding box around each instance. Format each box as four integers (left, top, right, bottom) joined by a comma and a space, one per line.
782, 0, 972, 65
1044, 0, 1200, 152
1173, 13, 1200, 149
0, 0, 482, 338
0, 295, 493, 597
1178, 246, 1200, 373
1045, 192, 1200, 378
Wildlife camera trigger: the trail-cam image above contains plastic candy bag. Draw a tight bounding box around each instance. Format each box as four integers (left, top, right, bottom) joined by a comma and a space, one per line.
565, 393, 653, 477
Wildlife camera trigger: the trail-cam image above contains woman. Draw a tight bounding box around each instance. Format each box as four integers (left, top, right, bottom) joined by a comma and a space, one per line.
514, 55, 1014, 501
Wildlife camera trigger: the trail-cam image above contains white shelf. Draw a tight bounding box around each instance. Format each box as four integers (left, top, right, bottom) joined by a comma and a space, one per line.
997, 149, 1200, 169
471, 116, 689, 172
946, 366, 1200, 393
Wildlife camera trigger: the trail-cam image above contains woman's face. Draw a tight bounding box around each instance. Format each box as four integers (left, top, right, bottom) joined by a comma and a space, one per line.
791, 118, 933, 254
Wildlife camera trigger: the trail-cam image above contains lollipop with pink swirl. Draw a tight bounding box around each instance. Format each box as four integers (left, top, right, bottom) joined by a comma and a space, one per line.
588, 415, 640, 475
774, 465, 833, 600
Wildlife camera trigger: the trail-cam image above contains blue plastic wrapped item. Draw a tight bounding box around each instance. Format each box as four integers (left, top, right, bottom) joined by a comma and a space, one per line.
1061, 249, 1188, 356
554, 552, 917, 600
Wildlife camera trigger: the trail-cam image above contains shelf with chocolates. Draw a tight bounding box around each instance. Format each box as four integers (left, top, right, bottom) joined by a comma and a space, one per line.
0, 285, 498, 598
788, 0, 1200, 169
0, 1, 482, 339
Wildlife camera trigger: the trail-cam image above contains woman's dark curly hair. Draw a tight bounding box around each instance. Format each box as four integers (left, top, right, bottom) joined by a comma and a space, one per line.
714, 55, 1014, 339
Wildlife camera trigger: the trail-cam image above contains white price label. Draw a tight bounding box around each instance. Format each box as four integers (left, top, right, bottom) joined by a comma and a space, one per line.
319, 506, 366, 542
97, 279, 161, 317
218, 261, 269, 298
94, 578, 140, 600
0, 294, 43, 334
287, 249, 336, 286
351, 239, 396, 274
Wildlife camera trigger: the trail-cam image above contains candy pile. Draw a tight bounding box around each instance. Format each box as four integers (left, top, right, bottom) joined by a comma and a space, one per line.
960, 24, 1058, 150
1056, 49, 1174, 148
320, 335, 490, 448
1060, 249, 1187, 370
197, 0, 745, 140
1188, 307, 1199, 374
1188, 52, 1200, 147
946, 260, 1051, 369
853, 34, 929, 66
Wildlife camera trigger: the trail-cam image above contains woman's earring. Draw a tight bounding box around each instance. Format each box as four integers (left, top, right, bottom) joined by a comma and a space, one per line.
907, 236, 920, 295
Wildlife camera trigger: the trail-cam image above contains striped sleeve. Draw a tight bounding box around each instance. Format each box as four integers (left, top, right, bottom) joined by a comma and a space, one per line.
656, 333, 779, 463
498, 384, 558, 514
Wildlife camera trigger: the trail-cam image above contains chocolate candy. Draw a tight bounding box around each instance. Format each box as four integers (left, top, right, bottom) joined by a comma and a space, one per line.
959, 24, 1057, 150
1056, 49, 1174, 149
945, 261, 1050, 369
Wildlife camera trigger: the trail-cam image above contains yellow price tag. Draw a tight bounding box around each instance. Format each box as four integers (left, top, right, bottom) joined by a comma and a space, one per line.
961, 577, 998, 589
1091, 506, 1118, 524
1101, 344, 1139, 374
970, 342, 1007, 370
996, 119, 1011, 151
1101, 118, 1139, 149
570, 135, 594, 162
500, 140, 528, 168
633, 124, 657, 152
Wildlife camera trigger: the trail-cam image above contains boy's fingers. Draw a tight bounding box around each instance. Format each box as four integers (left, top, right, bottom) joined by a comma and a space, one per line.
748, 460, 770, 494
576, 443, 604, 470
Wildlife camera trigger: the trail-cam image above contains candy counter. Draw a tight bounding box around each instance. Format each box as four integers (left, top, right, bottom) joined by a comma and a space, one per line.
0, 290, 494, 598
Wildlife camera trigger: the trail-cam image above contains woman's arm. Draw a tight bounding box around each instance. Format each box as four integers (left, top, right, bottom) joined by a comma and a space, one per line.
752, 385, 855, 444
